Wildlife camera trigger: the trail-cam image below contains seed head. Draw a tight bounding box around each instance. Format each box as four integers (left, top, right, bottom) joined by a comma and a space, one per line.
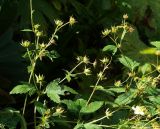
55, 19, 63, 26
69, 16, 76, 26
123, 14, 128, 19
21, 40, 30, 48
102, 29, 111, 37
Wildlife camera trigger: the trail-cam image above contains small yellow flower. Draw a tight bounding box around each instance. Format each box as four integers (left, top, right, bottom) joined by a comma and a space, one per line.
69, 16, 76, 26
55, 19, 63, 26
100, 57, 109, 64
83, 67, 91, 76
102, 29, 111, 37
155, 50, 160, 56
93, 60, 97, 68
21, 40, 30, 48
123, 14, 128, 19
35, 74, 44, 84
114, 80, 121, 87
36, 31, 43, 37
56, 107, 64, 114
105, 108, 112, 119
83, 55, 90, 64
111, 26, 117, 33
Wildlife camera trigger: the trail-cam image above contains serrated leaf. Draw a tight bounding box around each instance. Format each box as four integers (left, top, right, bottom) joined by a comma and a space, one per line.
139, 63, 152, 75
114, 90, 137, 106
80, 101, 103, 114
62, 99, 87, 113
35, 101, 47, 115
151, 41, 160, 49
148, 95, 160, 105
102, 45, 117, 55
46, 50, 60, 62
119, 55, 140, 71
46, 79, 63, 103
94, 85, 114, 96
84, 123, 102, 129
10, 84, 34, 94
108, 87, 126, 93
63, 86, 78, 94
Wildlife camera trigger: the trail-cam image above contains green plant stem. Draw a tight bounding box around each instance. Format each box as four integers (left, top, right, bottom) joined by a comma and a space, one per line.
86, 58, 112, 105
88, 116, 107, 124
30, 0, 34, 30
59, 61, 83, 84
34, 96, 40, 128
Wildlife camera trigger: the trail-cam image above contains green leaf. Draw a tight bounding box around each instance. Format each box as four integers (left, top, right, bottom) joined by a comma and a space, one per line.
65, 70, 76, 82
46, 79, 63, 103
63, 86, 78, 94
102, 45, 117, 55
114, 90, 137, 106
84, 123, 102, 129
46, 50, 60, 62
150, 41, 160, 49
74, 123, 84, 129
0, 108, 27, 129
62, 99, 87, 113
94, 85, 114, 96
10, 84, 34, 94
139, 63, 152, 75
35, 101, 47, 115
148, 95, 160, 105
80, 101, 103, 114
108, 87, 126, 93
119, 55, 140, 71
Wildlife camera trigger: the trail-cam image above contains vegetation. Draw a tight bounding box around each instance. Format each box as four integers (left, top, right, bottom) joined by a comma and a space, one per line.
0, 0, 160, 129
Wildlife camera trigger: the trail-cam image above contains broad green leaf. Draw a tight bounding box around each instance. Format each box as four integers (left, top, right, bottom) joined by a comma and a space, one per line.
63, 86, 78, 94
114, 90, 137, 106
102, 45, 117, 55
46, 79, 64, 103
35, 101, 47, 115
119, 55, 140, 71
80, 101, 103, 114
62, 99, 87, 113
84, 123, 102, 129
0, 108, 27, 129
94, 85, 114, 96
46, 50, 60, 62
108, 87, 126, 93
10, 84, 34, 94
151, 41, 160, 49
138, 63, 152, 75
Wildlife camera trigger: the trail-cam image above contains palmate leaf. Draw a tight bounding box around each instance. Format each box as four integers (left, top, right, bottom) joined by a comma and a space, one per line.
46, 79, 63, 103
10, 84, 35, 94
